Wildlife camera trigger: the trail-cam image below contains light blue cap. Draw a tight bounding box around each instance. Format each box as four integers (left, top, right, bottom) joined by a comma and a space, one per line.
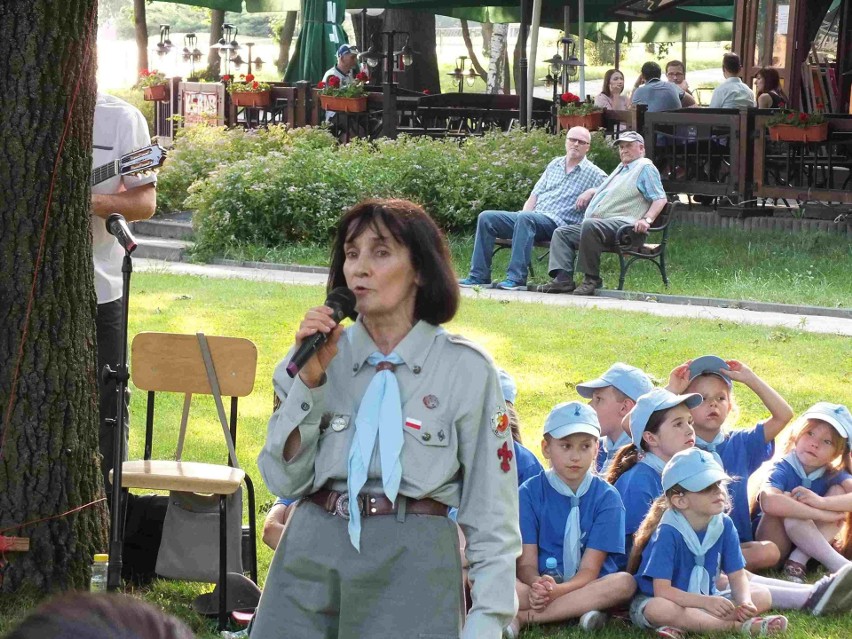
576, 362, 654, 401
662, 448, 730, 492
628, 388, 703, 448
802, 402, 852, 444
498, 368, 517, 404
688, 355, 732, 388
544, 401, 601, 440
337, 44, 359, 58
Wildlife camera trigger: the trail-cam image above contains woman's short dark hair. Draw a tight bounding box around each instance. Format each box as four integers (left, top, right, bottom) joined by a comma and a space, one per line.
755, 67, 781, 93
601, 69, 623, 98
4, 592, 195, 639
327, 198, 459, 326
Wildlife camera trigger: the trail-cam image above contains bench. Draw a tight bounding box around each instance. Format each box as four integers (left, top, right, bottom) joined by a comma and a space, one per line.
492, 238, 551, 278
414, 93, 553, 136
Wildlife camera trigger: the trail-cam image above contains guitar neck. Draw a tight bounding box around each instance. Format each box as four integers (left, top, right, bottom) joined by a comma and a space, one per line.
91, 160, 119, 186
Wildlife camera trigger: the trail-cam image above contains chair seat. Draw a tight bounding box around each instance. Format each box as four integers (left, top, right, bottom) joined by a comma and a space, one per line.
113, 460, 245, 494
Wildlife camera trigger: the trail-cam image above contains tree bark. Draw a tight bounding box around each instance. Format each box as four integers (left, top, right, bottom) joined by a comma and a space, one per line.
276, 11, 298, 75
512, 24, 528, 95
208, 10, 225, 79
133, 0, 148, 74
0, 0, 107, 593
487, 23, 508, 94
381, 9, 440, 94
460, 20, 487, 80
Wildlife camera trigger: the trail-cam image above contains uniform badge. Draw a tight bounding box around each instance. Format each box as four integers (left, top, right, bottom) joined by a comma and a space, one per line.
497, 441, 514, 473
404, 417, 422, 431
491, 409, 510, 438
331, 416, 348, 432
437, 429, 445, 442
423, 394, 439, 409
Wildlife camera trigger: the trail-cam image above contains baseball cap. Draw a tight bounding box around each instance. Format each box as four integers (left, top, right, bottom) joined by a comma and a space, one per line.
544, 401, 601, 440
616, 130, 644, 145
688, 355, 732, 388
662, 448, 730, 492
628, 388, 703, 448
802, 402, 852, 444
337, 44, 359, 58
498, 368, 517, 404
576, 363, 654, 402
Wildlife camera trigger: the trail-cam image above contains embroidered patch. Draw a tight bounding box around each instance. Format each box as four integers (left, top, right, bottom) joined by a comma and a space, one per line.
491, 409, 510, 438
404, 417, 422, 431
497, 441, 514, 473
423, 394, 439, 409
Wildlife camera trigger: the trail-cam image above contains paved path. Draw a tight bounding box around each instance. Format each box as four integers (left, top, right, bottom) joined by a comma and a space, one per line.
136, 259, 852, 337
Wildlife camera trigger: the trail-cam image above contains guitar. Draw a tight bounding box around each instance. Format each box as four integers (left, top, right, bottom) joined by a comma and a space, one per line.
91, 144, 166, 187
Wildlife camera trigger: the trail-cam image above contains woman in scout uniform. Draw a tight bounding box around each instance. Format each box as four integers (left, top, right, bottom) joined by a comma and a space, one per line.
255, 199, 520, 639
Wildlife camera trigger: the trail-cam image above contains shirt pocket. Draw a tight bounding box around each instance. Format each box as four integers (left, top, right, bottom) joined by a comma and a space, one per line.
315, 413, 354, 477
401, 412, 456, 488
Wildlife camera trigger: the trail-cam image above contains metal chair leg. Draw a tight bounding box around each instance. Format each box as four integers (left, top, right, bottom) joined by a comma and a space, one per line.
245, 475, 258, 584
218, 494, 227, 631
617, 254, 628, 290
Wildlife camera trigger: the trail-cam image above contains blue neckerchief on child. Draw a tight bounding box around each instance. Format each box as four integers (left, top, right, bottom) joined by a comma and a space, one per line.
696, 432, 726, 466
784, 451, 827, 489
545, 468, 594, 579
347, 351, 405, 551
639, 451, 667, 474
660, 509, 725, 594
601, 432, 632, 473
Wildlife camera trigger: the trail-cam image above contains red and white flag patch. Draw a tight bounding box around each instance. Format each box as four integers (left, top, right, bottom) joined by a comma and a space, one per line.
404, 417, 422, 431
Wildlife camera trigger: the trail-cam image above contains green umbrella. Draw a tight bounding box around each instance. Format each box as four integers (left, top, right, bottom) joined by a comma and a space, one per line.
284, 0, 349, 84
157, 0, 244, 9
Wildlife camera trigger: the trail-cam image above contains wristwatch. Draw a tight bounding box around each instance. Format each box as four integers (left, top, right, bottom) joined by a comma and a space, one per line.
643, 216, 653, 224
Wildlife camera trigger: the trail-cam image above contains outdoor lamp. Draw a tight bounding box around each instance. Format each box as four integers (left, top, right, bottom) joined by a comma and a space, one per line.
541, 73, 555, 88
546, 53, 563, 77
560, 36, 584, 80
245, 43, 264, 75
466, 67, 477, 87
360, 35, 382, 68
182, 33, 202, 63
253, 57, 264, 71
231, 55, 245, 70
156, 24, 173, 57
399, 37, 415, 67
448, 56, 466, 85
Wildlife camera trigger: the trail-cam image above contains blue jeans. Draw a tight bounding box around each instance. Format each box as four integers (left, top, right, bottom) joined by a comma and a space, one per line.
468, 210, 558, 284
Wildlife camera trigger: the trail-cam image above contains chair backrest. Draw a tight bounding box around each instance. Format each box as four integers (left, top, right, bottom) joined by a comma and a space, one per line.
131, 332, 257, 398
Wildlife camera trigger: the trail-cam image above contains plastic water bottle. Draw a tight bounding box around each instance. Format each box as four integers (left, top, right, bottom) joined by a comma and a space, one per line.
90, 553, 109, 592
542, 556, 563, 584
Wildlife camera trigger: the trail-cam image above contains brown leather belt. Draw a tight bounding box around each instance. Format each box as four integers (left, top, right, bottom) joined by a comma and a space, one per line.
307, 489, 448, 520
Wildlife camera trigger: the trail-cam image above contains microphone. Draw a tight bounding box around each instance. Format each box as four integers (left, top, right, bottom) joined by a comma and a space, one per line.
106, 213, 138, 254
286, 287, 356, 378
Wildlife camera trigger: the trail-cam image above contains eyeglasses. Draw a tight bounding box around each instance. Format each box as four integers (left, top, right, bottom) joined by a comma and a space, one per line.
567, 138, 590, 146
667, 72, 685, 79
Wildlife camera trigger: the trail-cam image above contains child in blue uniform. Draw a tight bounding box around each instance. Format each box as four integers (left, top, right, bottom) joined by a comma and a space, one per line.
574, 363, 654, 475
756, 402, 852, 585
607, 388, 703, 567
629, 448, 789, 638
669, 355, 792, 570
499, 368, 544, 486
504, 402, 635, 638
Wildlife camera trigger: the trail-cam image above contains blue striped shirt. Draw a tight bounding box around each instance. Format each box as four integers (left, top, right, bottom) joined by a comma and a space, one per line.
531, 156, 607, 226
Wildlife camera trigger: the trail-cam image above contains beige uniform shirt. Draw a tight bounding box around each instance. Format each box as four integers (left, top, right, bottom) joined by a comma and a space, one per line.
259, 318, 520, 637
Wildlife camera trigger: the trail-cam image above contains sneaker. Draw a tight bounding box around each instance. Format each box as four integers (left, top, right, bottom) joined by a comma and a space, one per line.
805, 562, 852, 616
783, 559, 807, 584
458, 276, 491, 288
535, 279, 575, 294
502, 617, 521, 639
572, 277, 603, 296
494, 280, 527, 291
578, 610, 607, 631
655, 627, 686, 639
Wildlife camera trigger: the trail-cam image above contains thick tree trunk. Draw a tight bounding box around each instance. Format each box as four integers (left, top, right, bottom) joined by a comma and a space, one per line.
460, 20, 487, 80
381, 9, 440, 94
276, 11, 298, 75
0, 0, 107, 593
487, 23, 508, 94
133, 0, 148, 73
512, 25, 527, 96
208, 10, 225, 79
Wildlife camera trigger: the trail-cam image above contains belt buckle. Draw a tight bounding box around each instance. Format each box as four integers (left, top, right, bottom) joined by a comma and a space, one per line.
333, 493, 364, 520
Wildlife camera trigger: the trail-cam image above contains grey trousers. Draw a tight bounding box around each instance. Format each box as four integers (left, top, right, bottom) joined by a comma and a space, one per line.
251, 500, 463, 639
548, 218, 632, 280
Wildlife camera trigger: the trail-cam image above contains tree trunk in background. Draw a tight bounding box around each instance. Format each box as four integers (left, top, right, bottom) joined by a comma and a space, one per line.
512, 24, 527, 96
381, 9, 439, 94
460, 20, 487, 80
276, 11, 298, 75
0, 0, 107, 593
503, 48, 511, 94
133, 0, 148, 73
481, 21, 493, 59
208, 10, 225, 79
487, 23, 508, 94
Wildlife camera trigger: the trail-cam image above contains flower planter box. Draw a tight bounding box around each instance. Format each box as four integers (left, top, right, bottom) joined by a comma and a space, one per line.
768, 122, 828, 143
557, 111, 603, 131
143, 85, 169, 101
231, 90, 271, 108
319, 95, 368, 113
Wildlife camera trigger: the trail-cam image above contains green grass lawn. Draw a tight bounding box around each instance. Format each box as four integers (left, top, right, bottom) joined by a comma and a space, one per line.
213, 223, 852, 310
2, 272, 850, 637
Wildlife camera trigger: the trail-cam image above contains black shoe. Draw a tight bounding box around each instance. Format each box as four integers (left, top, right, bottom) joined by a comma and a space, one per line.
572, 277, 603, 296
535, 280, 575, 294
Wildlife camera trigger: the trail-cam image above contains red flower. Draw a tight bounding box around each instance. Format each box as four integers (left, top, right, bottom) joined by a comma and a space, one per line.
327, 75, 341, 88
140, 69, 150, 77
423, 89, 431, 95
222, 74, 231, 82
252, 81, 259, 89
317, 81, 326, 89
245, 73, 255, 82
799, 113, 807, 122
560, 91, 580, 104
355, 71, 368, 82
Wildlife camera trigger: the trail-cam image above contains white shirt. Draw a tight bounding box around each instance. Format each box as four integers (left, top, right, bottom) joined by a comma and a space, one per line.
92, 93, 156, 303
709, 76, 756, 109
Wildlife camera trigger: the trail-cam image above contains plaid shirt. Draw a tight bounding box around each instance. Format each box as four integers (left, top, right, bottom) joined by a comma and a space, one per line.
530, 156, 607, 226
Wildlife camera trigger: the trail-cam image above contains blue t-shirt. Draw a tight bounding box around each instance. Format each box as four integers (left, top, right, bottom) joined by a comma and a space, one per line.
515, 441, 544, 487
631, 78, 684, 112
635, 514, 746, 596
596, 433, 632, 474
705, 423, 775, 542
615, 461, 663, 535
764, 458, 852, 497
520, 473, 625, 578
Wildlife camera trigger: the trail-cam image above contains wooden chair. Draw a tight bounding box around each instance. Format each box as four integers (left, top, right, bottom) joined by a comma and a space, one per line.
111, 332, 258, 630
605, 201, 678, 290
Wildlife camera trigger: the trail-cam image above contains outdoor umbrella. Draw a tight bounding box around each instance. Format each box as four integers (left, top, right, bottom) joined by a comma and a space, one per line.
284, 0, 349, 84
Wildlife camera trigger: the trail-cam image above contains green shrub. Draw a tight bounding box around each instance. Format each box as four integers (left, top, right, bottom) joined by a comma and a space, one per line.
105, 88, 155, 137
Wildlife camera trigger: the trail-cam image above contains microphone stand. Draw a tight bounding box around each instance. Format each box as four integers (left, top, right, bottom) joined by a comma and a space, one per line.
104, 247, 135, 591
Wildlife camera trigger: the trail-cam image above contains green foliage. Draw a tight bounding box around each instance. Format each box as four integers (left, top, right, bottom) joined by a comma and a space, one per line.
116, 4, 273, 40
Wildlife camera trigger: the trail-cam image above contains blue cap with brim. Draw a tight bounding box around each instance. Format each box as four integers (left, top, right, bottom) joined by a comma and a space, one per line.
802, 402, 852, 444
688, 355, 732, 388
628, 388, 703, 448
576, 362, 654, 401
337, 44, 359, 58
662, 448, 730, 492
544, 401, 601, 440
498, 368, 517, 404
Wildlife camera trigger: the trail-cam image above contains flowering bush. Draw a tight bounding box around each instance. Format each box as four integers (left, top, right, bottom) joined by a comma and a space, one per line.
227, 73, 270, 94
317, 72, 369, 98
558, 91, 603, 116
135, 69, 167, 89
767, 109, 826, 128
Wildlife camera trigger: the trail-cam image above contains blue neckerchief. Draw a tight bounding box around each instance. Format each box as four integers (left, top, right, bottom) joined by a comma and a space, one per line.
601, 432, 632, 474
544, 469, 594, 580
784, 452, 827, 489
639, 451, 667, 474
660, 509, 725, 594
696, 432, 726, 467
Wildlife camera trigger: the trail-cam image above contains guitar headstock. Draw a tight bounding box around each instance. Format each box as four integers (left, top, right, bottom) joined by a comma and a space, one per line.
118, 144, 166, 178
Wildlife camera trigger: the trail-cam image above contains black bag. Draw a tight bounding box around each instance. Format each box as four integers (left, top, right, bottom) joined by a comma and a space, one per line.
121, 493, 168, 585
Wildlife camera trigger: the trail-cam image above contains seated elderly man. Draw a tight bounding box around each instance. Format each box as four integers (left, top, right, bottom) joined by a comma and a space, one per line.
459, 127, 606, 291
536, 131, 668, 296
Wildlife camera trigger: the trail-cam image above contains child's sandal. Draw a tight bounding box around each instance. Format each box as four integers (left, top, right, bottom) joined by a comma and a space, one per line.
741, 615, 789, 636
655, 627, 686, 639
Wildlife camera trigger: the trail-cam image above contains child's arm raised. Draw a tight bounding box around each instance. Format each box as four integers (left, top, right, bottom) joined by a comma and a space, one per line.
759, 487, 845, 522
652, 578, 737, 619
666, 361, 691, 394
726, 568, 758, 622
723, 360, 793, 443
